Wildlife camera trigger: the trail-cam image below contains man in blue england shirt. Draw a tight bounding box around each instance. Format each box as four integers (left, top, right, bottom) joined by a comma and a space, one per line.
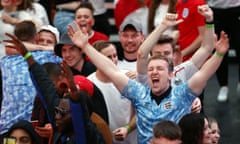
67, 13, 229, 143
0, 21, 61, 138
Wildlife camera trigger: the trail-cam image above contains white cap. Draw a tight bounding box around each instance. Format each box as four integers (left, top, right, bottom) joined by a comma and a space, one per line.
38, 25, 60, 43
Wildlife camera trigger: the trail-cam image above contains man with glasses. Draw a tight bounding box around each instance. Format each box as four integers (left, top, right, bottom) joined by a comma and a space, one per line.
55, 106, 71, 118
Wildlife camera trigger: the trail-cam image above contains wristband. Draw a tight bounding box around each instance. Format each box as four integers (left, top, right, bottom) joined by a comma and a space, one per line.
124, 125, 131, 133
205, 24, 214, 28
215, 51, 224, 57
24, 52, 32, 60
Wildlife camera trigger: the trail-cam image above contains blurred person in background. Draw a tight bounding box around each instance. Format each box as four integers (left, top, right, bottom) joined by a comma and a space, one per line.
208, 0, 240, 102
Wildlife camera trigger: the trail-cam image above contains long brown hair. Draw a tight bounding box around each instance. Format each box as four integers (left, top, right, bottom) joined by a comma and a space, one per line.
17, 0, 33, 11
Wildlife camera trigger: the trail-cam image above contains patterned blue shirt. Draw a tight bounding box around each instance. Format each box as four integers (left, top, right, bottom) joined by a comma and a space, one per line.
0, 51, 61, 134
121, 79, 197, 144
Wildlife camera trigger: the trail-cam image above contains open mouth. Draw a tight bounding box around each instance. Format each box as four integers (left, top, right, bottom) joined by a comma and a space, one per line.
152, 77, 160, 87
212, 141, 218, 144
79, 24, 87, 28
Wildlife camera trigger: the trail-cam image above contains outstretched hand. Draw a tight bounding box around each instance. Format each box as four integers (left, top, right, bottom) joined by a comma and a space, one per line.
215, 31, 229, 55
3, 33, 28, 56
68, 21, 89, 50
161, 13, 183, 28
198, 4, 213, 22
61, 61, 73, 80
61, 61, 75, 89
61, 61, 79, 99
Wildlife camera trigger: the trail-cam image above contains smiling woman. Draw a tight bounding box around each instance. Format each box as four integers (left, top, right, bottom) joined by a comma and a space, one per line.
208, 117, 220, 144
178, 113, 212, 144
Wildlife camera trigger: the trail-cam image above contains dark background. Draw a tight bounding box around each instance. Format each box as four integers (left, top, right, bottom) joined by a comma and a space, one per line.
204, 62, 240, 144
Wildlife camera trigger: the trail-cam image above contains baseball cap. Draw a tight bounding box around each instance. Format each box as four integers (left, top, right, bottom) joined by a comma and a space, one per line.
54, 33, 75, 57
74, 75, 94, 97
119, 18, 142, 32
38, 25, 60, 43
7, 120, 40, 144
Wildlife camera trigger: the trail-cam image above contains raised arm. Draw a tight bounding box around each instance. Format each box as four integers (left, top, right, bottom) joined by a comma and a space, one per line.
23, 42, 54, 51
68, 22, 129, 92
2, 13, 22, 25
190, 4, 215, 68
137, 13, 183, 74
189, 32, 229, 94
181, 26, 204, 58
6, 42, 53, 55
180, 4, 207, 59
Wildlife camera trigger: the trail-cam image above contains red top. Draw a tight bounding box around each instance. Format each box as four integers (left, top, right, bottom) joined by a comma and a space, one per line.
89, 31, 109, 44
176, 0, 206, 61
114, 0, 151, 30
85, 31, 109, 61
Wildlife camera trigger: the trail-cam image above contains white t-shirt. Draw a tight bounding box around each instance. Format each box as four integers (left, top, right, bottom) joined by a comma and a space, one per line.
0, 11, 32, 57
153, 4, 174, 36
87, 72, 137, 144
137, 60, 198, 87
117, 59, 137, 71
171, 60, 198, 86
27, 2, 49, 27
154, 4, 168, 27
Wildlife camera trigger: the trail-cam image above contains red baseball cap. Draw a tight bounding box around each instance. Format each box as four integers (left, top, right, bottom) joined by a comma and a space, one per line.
73, 75, 94, 97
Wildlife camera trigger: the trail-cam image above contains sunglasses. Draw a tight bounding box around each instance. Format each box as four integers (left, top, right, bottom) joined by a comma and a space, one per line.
55, 107, 70, 117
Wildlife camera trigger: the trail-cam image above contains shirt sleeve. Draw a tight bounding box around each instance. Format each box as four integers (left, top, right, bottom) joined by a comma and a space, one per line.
121, 79, 150, 103
136, 73, 149, 87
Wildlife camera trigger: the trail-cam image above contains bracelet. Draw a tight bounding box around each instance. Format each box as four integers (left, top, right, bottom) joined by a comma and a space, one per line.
215, 51, 224, 57
124, 125, 131, 133
24, 52, 32, 60
206, 24, 214, 28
